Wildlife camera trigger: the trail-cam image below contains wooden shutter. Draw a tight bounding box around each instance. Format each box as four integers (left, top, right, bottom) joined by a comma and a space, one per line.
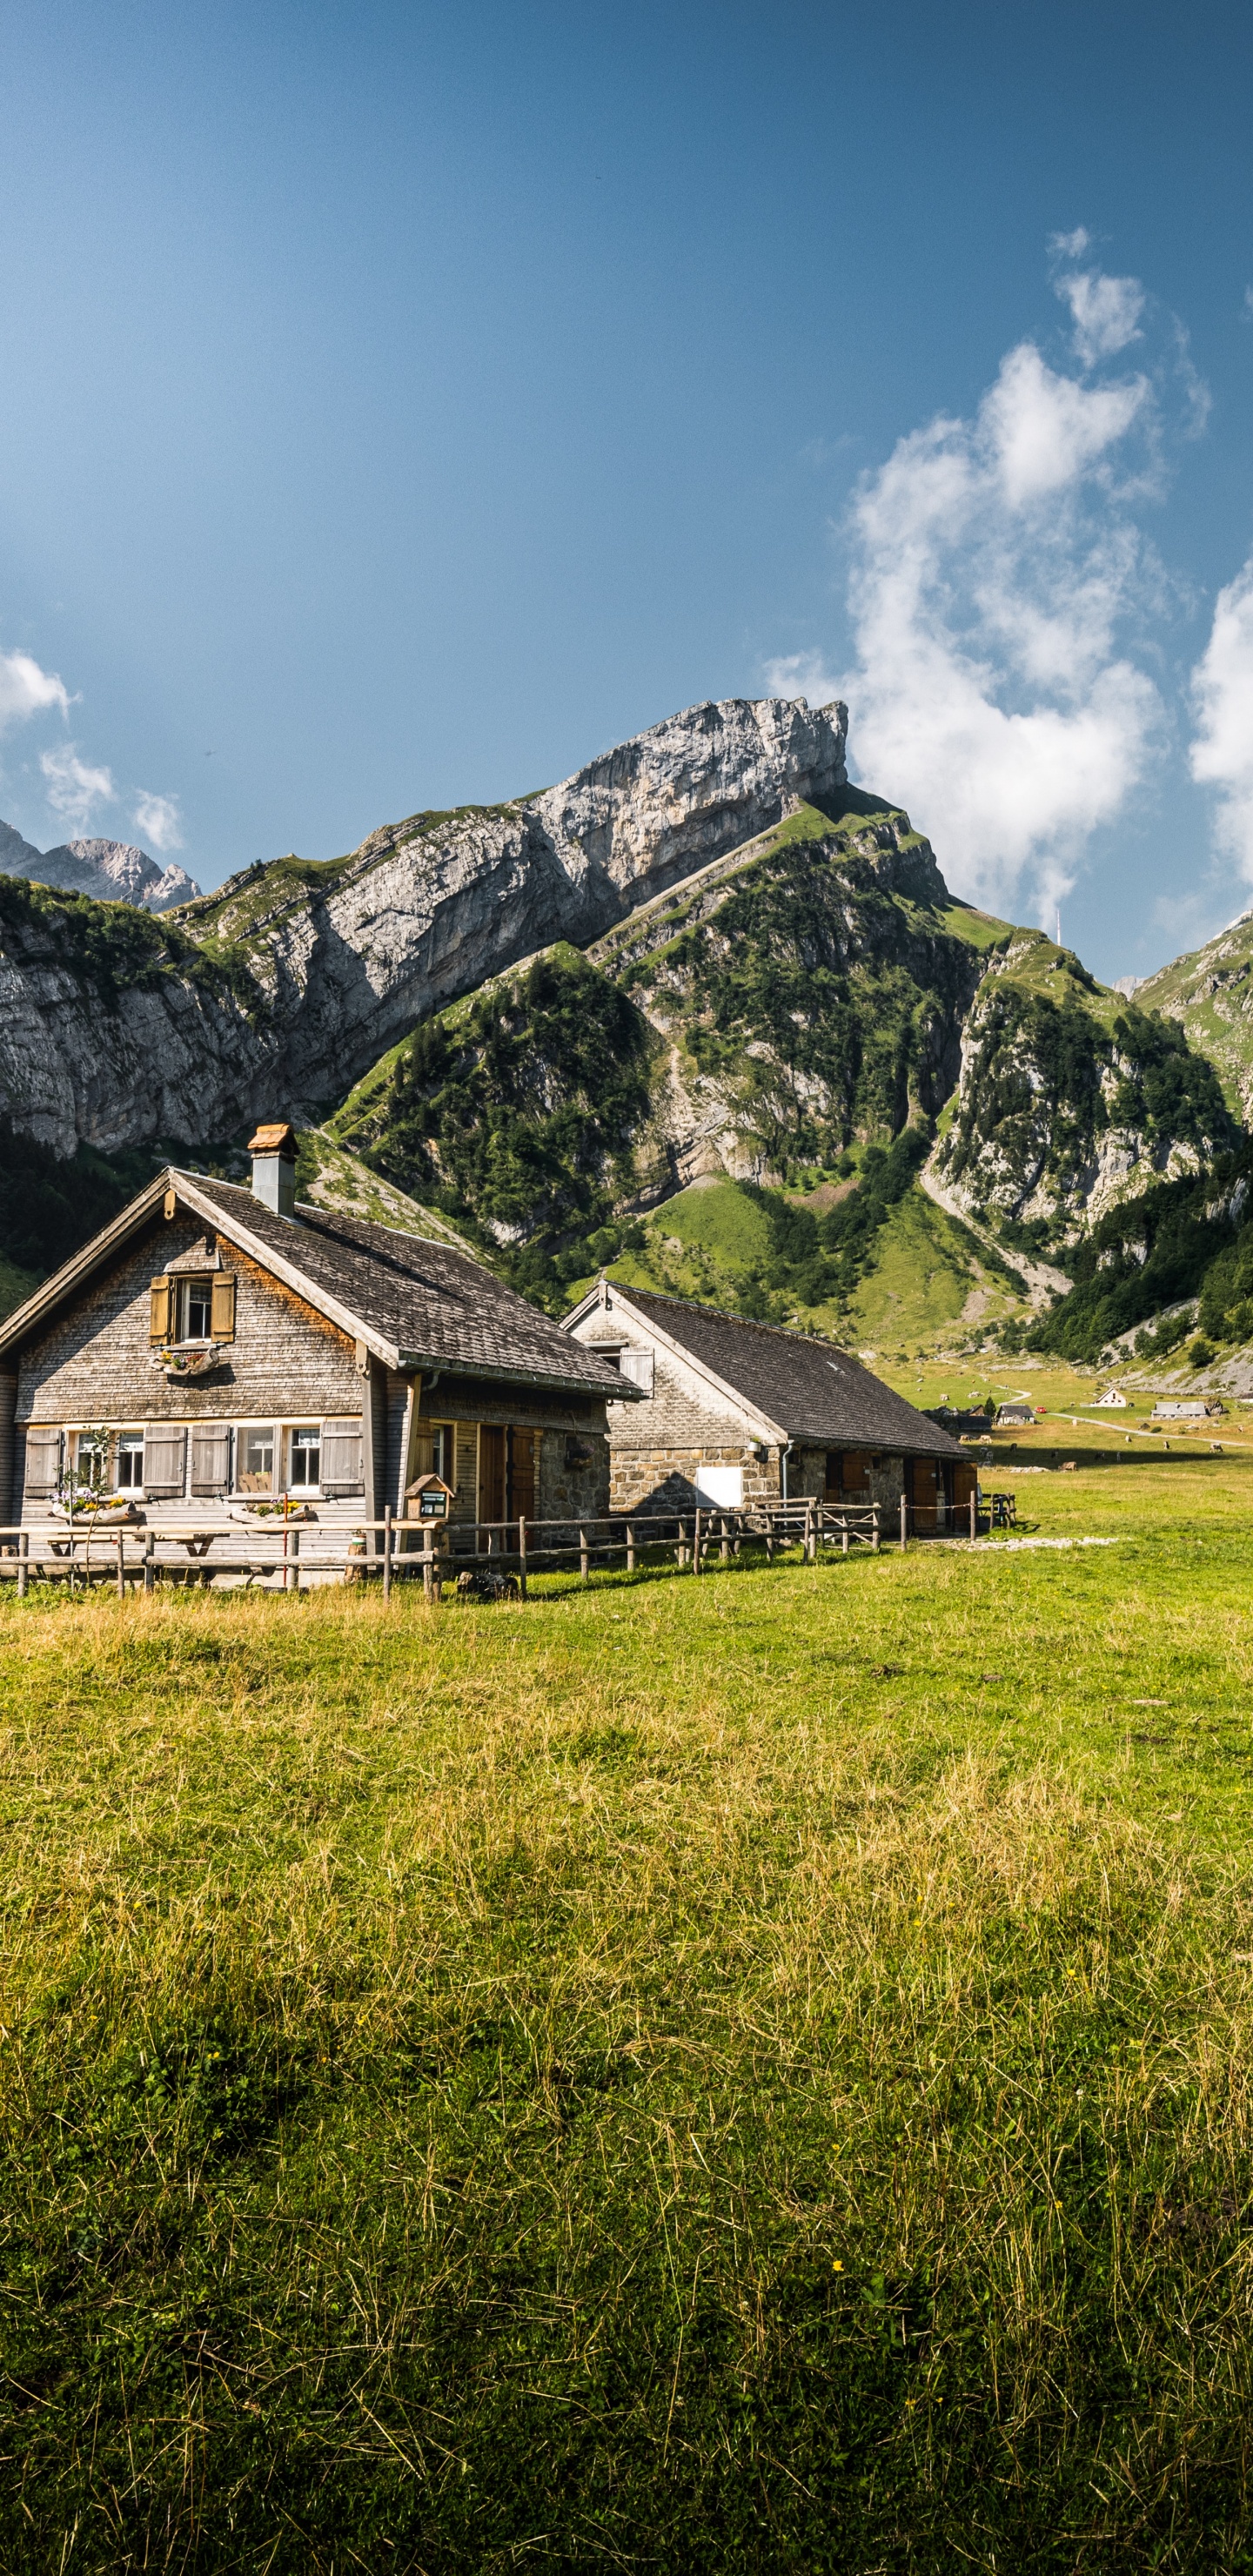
210, 1273, 236, 1340
149, 1276, 173, 1342
22, 1426, 62, 1499
618, 1349, 654, 1394
190, 1425, 231, 1495
320, 1419, 364, 1496
952, 1461, 977, 1510
479, 1426, 506, 1523
144, 1426, 187, 1498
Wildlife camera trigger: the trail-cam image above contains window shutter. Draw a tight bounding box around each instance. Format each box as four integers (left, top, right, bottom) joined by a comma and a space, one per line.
210, 1273, 236, 1340
144, 1426, 187, 1498
619, 1350, 654, 1395
23, 1426, 62, 1499
320, 1419, 365, 1495
190, 1426, 231, 1495
149, 1277, 173, 1343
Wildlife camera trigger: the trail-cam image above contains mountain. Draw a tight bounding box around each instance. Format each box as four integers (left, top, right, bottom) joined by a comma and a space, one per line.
1132, 910, 1253, 1121
0, 695, 848, 1157
0, 688, 1246, 1373
0, 819, 199, 913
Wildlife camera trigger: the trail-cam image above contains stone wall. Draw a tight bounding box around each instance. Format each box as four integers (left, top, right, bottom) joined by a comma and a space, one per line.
608, 1440, 781, 1516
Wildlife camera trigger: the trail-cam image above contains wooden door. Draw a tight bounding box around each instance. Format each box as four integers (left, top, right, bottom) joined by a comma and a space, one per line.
908, 1456, 940, 1531
479, 1426, 506, 1525
508, 1427, 536, 1522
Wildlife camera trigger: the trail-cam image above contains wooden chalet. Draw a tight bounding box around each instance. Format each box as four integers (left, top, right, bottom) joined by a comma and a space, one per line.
563, 1278, 972, 1532
0, 1124, 630, 1572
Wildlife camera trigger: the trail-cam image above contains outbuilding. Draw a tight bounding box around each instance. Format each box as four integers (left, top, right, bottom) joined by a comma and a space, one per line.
562, 1279, 971, 1532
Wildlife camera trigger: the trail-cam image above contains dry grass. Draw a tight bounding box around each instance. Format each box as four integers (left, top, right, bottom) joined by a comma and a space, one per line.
3, 1476, 1253, 2567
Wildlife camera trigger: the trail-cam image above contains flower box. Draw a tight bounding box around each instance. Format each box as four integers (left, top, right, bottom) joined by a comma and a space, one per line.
153, 1345, 221, 1382
50, 1500, 139, 1528
227, 1502, 318, 1526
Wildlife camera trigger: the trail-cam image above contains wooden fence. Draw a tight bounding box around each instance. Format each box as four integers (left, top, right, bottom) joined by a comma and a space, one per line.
0, 1491, 984, 1597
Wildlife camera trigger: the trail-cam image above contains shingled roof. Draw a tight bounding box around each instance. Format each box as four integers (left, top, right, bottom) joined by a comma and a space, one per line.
0, 1169, 630, 1400
572, 1284, 963, 1457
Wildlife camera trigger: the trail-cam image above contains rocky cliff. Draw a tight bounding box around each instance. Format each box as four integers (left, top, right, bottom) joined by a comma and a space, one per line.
0, 819, 198, 912
0, 695, 848, 1155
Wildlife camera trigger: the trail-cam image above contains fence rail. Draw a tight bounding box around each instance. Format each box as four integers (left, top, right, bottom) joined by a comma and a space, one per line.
0, 1491, 985, 1598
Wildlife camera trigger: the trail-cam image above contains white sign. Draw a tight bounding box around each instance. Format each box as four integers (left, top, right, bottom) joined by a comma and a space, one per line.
695, 1465, 743, 1509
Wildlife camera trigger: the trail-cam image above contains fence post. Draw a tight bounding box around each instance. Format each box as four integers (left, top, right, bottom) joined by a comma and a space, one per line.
900, 1493, 908, 1549
872, 1505, 880, 1555
720, 1514, 730, 1566
291, 1529, 300, 1594
970, 1488, 977, 1541
805, 1499, 815, 1564
694, 1506, 702, 1574
626, 1522, 635, 1574
518, 1515, 527, 1600
423, 1530, 434, 1602
842, 1525, 849, 1558
144, 1531, 155, 1594
17, 1529, 28, 1600
580, 1526, 589, 1583
383, 1506, 392, 1603
117, 1531, 125, 1600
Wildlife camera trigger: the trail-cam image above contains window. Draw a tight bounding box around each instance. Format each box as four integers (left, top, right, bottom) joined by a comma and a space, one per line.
289, 1426, 320, 1490
238, 1426, 275, 1494
178, 1278, 212, 1341
116, 1431, 144, 1490
619, 1349, 654, 1395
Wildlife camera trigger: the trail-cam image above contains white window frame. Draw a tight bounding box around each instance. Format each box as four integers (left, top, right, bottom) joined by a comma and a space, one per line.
177, 1277, 214, 1344
236, 1423, 277, 1495
115, 1430, 145, 1491
287, 1425, 322, 1493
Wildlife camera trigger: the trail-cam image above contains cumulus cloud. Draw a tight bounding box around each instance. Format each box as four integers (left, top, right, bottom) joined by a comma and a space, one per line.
131, 789, 184, 853
0, 647, 70, 732
39, 744, 116, 835
761, 650, 844, 709
823, 324, 1163, 918
1055, 266, 1145, 368
1189, 555, 1253, 881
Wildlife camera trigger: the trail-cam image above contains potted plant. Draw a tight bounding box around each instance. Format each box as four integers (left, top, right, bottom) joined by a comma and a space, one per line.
51, 1429, 137, 1530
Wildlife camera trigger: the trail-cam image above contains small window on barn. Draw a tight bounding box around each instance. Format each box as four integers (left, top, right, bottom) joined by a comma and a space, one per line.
238, 1426, 275, 1494
116, 1431, 144, 1490
288, 1426, 321, 1491
178, 1278, 213, 1342
618, 1350, 654, 1395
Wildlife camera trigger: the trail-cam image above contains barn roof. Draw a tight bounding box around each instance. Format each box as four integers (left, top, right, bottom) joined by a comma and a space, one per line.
0, 1170, 632, 1402
566, 1283, 964, 1457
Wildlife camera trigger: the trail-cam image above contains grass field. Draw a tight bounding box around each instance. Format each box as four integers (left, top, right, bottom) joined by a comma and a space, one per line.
5, 1465, 1253, 2568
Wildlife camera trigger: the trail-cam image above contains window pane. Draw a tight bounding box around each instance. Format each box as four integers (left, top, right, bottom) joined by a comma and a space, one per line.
181, 1280, 212, 1338
238, 1427, 275, 1493
290, 1426, 320, 1487
117, 1432, 144, 1490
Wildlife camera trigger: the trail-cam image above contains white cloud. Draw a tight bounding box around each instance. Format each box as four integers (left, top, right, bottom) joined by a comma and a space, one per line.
40, 744, 115, 835
822, 333, 1163, 918
1189, 555, 1253, 881
761, 650, 844, 708
131, 789, 184, 852
1049, 227, 1091, 263
0, 647, 70, 732
1055, 266, 1145, 368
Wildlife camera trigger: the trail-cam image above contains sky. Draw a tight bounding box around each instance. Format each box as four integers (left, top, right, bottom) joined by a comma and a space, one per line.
0, 0, 1251, 982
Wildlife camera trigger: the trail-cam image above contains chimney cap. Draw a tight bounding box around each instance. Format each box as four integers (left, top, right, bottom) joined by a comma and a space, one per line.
248, 1122, 297, 1157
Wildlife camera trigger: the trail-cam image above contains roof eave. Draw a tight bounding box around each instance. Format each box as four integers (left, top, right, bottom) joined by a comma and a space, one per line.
399, 1350, 642, 1399
566, 1285, 787, 1439
0, 1170, 173, 1362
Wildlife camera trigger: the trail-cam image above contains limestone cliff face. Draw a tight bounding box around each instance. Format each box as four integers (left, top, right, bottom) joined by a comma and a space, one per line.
0, 695, 848, 1155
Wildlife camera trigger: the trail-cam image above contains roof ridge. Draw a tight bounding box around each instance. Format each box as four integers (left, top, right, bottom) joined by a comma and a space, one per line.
625, 1281, 855, 1358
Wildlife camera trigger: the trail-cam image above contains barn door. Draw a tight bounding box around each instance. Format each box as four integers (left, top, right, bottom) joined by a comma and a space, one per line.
479, 1426, 506, 1525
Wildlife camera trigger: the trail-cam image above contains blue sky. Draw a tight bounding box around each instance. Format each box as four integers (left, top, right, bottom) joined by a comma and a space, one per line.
0, 0, 1250, 980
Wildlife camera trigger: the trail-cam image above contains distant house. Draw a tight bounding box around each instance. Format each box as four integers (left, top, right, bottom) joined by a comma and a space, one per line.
1091, 1388, 1128, 1409
562, 1279, 971, 1529
0, 1124, 629, 1564
995, 1401, 1037, 1427
1151, 1399, 1223, 1420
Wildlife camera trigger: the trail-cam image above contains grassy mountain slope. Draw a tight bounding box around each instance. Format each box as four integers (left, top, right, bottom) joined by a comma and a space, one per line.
1134, 910, 1253, 1120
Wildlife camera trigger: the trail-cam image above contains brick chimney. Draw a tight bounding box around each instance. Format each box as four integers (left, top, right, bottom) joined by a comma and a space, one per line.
248, 1121, 297, 1219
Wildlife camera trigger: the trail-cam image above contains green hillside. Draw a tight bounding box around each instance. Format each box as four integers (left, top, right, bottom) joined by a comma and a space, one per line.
1135, 909, 1253, 1121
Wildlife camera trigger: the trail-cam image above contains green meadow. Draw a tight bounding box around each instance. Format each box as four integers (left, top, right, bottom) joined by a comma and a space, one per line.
4, 1464, 1253, 2568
